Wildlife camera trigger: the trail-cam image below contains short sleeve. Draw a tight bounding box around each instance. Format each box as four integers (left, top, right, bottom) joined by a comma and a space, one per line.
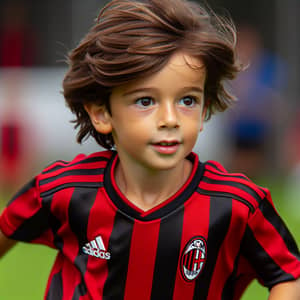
0, 177, 55, 248
241, 189, 300, 288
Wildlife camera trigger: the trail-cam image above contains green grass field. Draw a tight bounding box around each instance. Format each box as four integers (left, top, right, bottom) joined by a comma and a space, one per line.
0, 179, 299, 299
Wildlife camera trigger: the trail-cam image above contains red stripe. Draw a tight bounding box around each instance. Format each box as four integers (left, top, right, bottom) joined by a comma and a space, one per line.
42, 151, 112, 174
51, 188, 83, 298
124, 220, 160, 300
205, 164, 247, 179
91, 151, 113, 159
249, 209, 300, 277
62, 258, 82, 299
207, 200, 249, 299
85, 188, 117, 299
206, 160, 227, 172
0, 210, 15, 237
173, 194, 210, 300
52, 188, 79, 262
40, 174, 104, 193
42, 154, 87, 173
204, 172, 266, 199
44, 253, 64, 299
41, 161, 108, 179
199, 181, 259, 207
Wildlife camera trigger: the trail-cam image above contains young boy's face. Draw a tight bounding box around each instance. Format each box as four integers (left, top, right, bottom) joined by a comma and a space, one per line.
87, 52, 207, 172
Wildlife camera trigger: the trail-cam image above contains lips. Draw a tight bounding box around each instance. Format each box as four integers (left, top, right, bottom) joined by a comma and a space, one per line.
151, 140, 181, 154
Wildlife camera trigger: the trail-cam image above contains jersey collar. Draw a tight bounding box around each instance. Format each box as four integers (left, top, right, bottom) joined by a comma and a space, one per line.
104, 151, 205, 221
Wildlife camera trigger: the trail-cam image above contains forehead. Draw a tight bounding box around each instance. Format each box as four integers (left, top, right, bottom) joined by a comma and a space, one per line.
114, 52, 206, 94
166, 52, 206, 82
169, 52, 205, 71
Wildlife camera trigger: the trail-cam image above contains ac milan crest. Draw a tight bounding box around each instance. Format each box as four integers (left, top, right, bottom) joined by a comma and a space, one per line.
180, 236, 207, 281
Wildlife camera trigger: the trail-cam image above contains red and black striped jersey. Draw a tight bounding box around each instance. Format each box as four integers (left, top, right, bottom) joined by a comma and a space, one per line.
1, 151, 299, 300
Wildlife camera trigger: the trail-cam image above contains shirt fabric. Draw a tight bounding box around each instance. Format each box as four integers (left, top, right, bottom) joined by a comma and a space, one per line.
0, 150, 299, 300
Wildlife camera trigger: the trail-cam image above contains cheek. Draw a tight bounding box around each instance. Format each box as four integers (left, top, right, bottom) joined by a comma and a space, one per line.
184, 113, 204, 130
184, 121, 202, 138
112, 122, 150, 143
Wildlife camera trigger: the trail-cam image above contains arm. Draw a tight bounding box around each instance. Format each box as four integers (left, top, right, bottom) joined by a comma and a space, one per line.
240, 189, 300, 298
0, 229, 16, 258
268, 279, 300, 300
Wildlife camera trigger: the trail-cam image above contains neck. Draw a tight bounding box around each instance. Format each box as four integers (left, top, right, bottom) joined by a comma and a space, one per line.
114, 157, 193, 211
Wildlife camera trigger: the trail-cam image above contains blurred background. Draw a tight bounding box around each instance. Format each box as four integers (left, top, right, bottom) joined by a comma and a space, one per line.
0, 0, 299, 299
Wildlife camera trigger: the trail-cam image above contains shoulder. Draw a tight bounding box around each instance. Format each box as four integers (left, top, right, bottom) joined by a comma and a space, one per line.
198, 160, 269, 213
37, 150, 114, 197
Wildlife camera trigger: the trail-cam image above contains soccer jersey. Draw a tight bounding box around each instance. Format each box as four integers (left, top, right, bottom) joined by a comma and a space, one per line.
0, 151, 299, 300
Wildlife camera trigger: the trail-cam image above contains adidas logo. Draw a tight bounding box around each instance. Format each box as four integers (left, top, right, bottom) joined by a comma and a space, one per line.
82, 236, 111, 260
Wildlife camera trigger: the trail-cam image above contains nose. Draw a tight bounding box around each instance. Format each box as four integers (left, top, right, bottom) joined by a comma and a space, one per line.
157, 101, 179, 129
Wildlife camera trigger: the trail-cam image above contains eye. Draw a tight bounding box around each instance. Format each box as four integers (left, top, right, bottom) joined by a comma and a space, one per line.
135, 97, 154, 107
178, 96, 197, 107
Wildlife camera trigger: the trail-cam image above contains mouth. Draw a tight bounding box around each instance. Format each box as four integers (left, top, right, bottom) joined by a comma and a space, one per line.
151, 140, 181, 154
154, 141, 180, 146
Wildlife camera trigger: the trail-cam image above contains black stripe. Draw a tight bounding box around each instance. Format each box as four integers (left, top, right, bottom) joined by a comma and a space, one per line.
42, 156, 109, 174
69, 187, 98, 298
11, 193, 63, 248
206, 168, 250, 181
151, 207, 184, 300
42, 160, 70, 174
72, 283, 88, 300
197, 188, 255, 213
193, 196, 232, 300
202, 176, 263, 205
259, 199, 300, 258
40, 168, 104, 185
7, 178, 36, 206
103, 211, 134, 300
241, 225, 297, 288
46, 271, 63, 300
11, 194, 53, 242
69, 187, 98, 245
42, 194, 64, 250
49, 208, 64, 251
40, 182, 103, 198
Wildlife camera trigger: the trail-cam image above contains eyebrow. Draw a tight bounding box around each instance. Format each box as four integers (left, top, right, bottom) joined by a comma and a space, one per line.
180, 86, 204, 94
123, 86, 204, 96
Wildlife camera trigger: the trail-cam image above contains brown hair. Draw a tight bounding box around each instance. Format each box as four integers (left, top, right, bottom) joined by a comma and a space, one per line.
63, 0, 241, 149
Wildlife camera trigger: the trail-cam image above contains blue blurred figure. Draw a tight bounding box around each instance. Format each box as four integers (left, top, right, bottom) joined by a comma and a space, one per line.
226, 24, 285, 179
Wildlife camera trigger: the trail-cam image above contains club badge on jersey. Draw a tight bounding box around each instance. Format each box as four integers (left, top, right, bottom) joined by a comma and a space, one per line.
180, 236, 207, 281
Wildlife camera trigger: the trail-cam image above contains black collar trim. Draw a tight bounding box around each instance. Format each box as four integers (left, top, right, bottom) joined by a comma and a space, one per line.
104, 151, 205, 221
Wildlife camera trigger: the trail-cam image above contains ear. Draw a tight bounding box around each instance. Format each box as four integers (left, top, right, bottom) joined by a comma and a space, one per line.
84, 102, 112, 134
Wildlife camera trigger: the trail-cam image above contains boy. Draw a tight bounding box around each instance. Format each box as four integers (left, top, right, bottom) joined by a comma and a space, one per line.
0, 0, 299, 299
